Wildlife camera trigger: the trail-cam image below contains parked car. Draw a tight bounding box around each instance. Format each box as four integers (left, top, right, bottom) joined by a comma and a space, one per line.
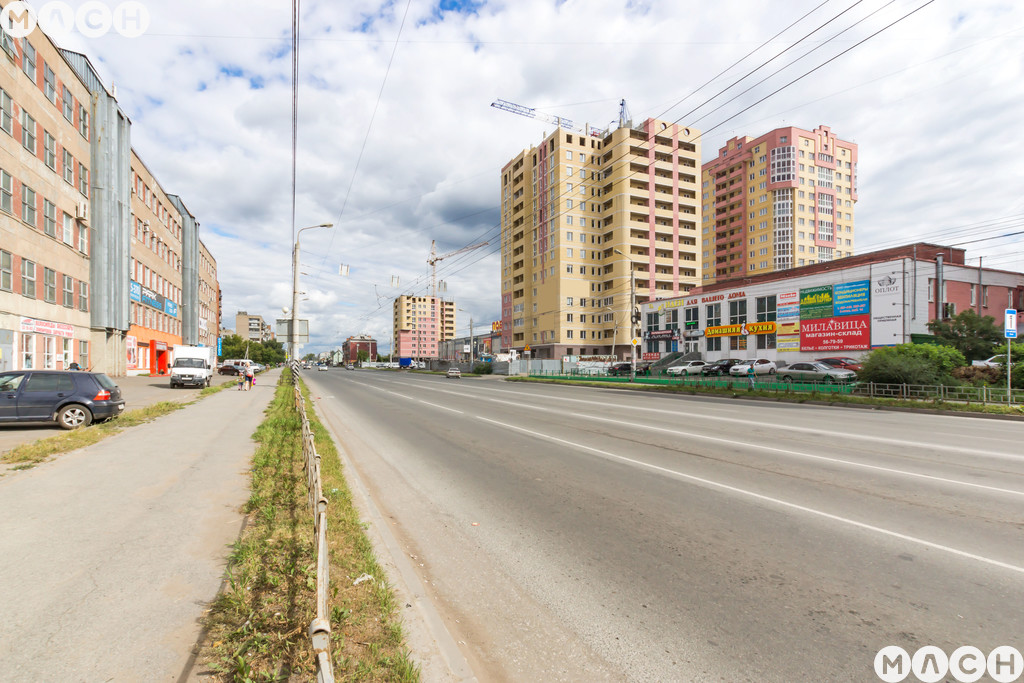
701, 358, 744, 376
218, 364, 242, 375
0, 370, 125, 429
446, 368, 462, 379
971, 355, 1005, 368
666, 360, 706, 376
607, 362, 633, 376
729, 359, 778, 377
779, 362, 857, 384
816, 357, 863, 372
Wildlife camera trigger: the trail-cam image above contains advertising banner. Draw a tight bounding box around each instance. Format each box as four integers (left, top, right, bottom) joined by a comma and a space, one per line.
646, 329, 676, 340
778, 336, 801, 352
800, 314, 870, 351
20, 317, 74, 338
870, 263, 904, 347
833, 280, 870, 316
777, 320, 800, 336
126, 335, 138, 370
800, 285, 834, 320
777, 303, 800, 321
642, 352, 661, 361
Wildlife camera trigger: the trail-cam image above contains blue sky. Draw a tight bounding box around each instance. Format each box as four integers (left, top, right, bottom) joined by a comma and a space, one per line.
48, 0, 1024, 355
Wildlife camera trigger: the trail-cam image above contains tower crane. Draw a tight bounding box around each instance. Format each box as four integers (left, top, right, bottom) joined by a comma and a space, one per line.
428, 239, 489, 299
490, 98, 630, 136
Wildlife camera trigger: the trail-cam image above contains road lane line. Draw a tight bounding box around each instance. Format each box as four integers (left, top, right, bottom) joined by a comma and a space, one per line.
568, 413, 1024, 499
454, 384, 1024, 461
352, 380, 465, 414
475, 416, 1024, 577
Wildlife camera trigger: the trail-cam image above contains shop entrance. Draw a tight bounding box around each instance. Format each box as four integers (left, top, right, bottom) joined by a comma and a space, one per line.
150, 342, 170, 376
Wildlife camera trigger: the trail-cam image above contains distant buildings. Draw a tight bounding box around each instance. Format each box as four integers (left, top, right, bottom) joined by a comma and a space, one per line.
342, 334, 377, 363
701, 125, 857, 284
235, 311, 273, 343
0, 15, 220, 374
393, 294, 455, 360
500, 118, 702, 360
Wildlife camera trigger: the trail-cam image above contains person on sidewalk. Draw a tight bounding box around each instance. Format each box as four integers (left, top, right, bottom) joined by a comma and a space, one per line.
237, 367, 245, 391
244, 365, 255, 391
747, 363, 756, 389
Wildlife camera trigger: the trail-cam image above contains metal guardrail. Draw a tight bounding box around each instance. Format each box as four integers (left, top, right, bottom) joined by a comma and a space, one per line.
289, 362, 335, 683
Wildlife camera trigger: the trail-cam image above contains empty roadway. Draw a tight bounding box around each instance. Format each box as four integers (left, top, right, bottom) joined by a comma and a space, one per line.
306, 368, 1023, 682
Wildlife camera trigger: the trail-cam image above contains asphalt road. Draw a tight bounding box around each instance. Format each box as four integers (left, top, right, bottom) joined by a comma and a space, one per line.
305, 369, 1024, 683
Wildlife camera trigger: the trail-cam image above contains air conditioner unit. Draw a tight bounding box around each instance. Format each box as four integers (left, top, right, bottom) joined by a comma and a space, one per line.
76, 202, 89, 221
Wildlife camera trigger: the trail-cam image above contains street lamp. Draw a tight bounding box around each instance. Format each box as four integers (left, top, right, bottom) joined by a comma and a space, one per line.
291, 223, 334, 362
613, 248, 637, 381
458, 308, 475, 365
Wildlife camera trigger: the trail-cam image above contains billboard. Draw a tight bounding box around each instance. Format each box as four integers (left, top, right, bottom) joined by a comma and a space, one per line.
800, 285, 834, 320
833, 280, 870, 316
870, 263, 904, 347
800, 314, 870, 352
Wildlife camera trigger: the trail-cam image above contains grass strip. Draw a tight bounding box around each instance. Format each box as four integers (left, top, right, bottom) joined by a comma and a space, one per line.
507, 376, 1024, 417
1, 400, 186, 465
198, 369, 419, 682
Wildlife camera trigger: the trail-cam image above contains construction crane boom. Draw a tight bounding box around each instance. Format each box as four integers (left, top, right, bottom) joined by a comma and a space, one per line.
490, 98, 623, 137
428, 239, 489, 299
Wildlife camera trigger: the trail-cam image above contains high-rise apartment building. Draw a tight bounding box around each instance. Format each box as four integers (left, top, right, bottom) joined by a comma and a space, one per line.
393, 294, 455, 359
500, 119, 702, 359
235, 311, 272, 342
700, 125, 857, 284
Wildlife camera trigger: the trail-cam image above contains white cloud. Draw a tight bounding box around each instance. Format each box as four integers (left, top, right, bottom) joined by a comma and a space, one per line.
48, 0, 1024, 353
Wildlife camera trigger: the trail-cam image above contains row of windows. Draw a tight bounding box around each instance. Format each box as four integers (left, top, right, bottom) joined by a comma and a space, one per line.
16, 334, 89, 371
0, 249, 89, 309
130, 301, 181, 337
1, 169, 89, 253
3, 34, 90, 139
131, 171, 182, 239
1, 91, 90, 197
130, 258, 181, 305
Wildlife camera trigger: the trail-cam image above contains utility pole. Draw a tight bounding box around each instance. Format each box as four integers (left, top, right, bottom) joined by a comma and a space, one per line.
469, 316, 474, 366
630, 264, 637, 382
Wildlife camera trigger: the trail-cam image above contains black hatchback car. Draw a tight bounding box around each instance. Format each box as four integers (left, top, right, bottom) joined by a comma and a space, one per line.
701, 358, 744, 376
0, 370, 125, 429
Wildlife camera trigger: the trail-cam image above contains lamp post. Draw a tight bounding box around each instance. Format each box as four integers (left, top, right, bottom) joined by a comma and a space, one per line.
291, 223, 334, 362
613, 248, 637, 381
458, 308, 474, 365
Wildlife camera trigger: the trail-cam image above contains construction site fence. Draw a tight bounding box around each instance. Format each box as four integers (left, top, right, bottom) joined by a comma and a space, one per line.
288, 362, 335, 683
521, 369, 1024, 405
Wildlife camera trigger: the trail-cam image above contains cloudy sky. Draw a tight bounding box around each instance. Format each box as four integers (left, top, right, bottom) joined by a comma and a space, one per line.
46, 0, 1024, 354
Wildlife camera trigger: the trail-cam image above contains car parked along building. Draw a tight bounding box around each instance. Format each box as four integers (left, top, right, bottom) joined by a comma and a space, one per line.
0, 370, 125, 429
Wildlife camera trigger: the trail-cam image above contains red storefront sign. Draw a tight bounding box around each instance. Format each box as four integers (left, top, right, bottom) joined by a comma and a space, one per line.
800, 314, 870, 352
642, 352, 661, 361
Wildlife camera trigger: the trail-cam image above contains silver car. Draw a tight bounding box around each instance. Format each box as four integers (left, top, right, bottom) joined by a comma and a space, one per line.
666, 360, 706, 376
779, 361, 856, 384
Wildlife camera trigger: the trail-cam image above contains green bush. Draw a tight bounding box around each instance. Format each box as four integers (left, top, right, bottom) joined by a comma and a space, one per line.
858, 344, 966, 385
473, 362, 493, 375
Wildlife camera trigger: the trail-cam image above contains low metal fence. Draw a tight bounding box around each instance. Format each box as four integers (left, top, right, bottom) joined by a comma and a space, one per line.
289, 362, 335, 683
526, 369, 1023, 404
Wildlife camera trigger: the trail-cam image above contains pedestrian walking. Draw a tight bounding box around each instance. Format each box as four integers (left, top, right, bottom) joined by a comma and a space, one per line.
245, 365, 255, 391
747, 363, 756, 389
237, 367, 245, 391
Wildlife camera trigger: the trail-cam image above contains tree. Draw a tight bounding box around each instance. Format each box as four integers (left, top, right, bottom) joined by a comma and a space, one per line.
926, 310, 1002, 362
357, 349, 369, 363
858, 343, 966, 385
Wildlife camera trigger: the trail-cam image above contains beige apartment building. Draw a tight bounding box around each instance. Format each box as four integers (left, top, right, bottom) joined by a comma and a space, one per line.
0, 19, 94, 371
499, 119, 702, 359
700, 125, 858, 284
393, 294, 455, 359
127, 150, 184, 375
235, 311, 273, 342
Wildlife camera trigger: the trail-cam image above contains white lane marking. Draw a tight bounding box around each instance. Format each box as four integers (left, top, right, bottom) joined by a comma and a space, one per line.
447, 384, 1024, 461
476, 415, 1024, 576
352, 380, 465, 414
571, 413, 1024, 498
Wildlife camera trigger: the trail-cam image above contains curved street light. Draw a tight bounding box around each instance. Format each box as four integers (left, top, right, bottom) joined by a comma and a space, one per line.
291, 223, 334, 361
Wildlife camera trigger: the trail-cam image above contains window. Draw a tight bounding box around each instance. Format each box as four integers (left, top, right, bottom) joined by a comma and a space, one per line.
78, 282, 88, 311
21, 185, 36, 226
43, 199, 56, 237
566, 297, 573, 307
62, 274, 73, 306
0, 169, 11, 213
0, 88, 11, 135
0, 249, 10, 291
62, 215, 73, 246
62, 338, 72, 369
756, 295, 777, 350
62, 85, 73, 122
63, 150, 74, 184
43, 267, 56, 303
22, 333, 35, 369
78, 104, 89, 139
79, 340, 89, 369
21, 259, 36, 298
21, 110, 35, 153
78, 162, 88, 196
44, 131, 56, 170
22, 40, 36, 80
78, 224, 87, 253
44, 64, 56, 103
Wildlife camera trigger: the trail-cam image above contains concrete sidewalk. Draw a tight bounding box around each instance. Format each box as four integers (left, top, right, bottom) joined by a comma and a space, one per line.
0, 368, 281, 682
